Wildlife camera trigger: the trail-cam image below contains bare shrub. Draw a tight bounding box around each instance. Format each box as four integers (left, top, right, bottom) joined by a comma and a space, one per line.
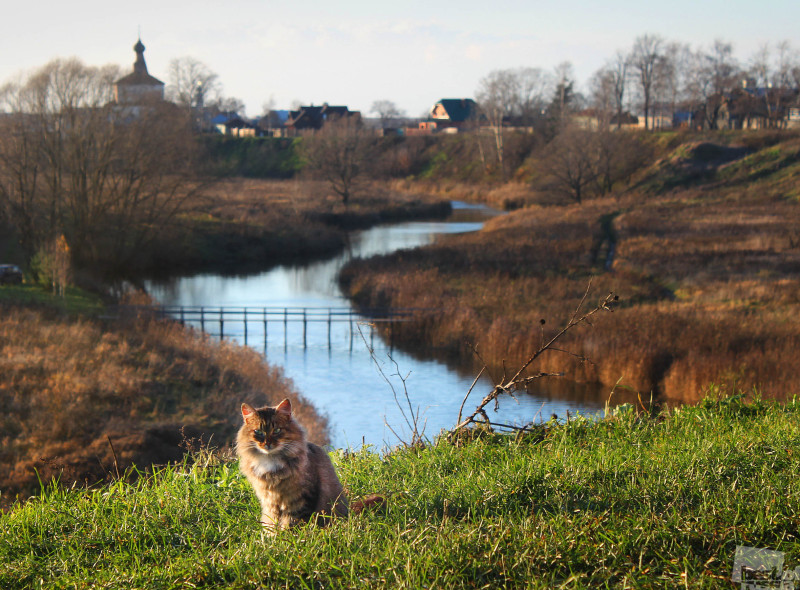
300, 116, 374, 205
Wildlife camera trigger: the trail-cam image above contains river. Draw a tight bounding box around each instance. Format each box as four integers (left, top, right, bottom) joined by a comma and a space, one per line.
146, 202, 612, 449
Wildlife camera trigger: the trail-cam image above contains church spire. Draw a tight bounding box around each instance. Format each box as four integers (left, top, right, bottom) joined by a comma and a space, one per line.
133, 38, 148, 75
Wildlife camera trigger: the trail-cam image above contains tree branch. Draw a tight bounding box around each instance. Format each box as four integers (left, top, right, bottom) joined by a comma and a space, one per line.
449, 283, 617, 437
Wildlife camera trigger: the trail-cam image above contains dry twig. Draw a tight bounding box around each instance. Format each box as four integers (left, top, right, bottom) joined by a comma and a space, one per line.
449, 283, 617, 438
358, 323, 426, 447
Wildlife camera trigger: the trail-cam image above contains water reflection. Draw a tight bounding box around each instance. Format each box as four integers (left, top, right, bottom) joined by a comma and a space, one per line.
146, 202, 617, 449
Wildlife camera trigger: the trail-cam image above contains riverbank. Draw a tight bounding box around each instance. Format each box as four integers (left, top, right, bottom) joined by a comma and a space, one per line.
0, 285, 326, 510
0, 181, 453, 507
2, 396, 798, 588
340, 132, 800, 403
137, 179, 451, 278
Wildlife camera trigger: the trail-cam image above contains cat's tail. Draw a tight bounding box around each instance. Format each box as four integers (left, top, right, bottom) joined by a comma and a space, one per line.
350, 493, 386, 515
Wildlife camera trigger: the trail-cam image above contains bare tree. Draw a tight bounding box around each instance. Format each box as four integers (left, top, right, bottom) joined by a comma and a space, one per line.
474, 67, 552, 178
693, 40, 740, 128
515, 67, 552, 127
475, 69, 518, 179
593, 131, 652, 196
631, 34, 664, 130
652, 42, 690, 127
370, 99, 405, 129
0, 58, 199, 273
300, 115, 372, 205
775, 41, 799, 89
607, 51, 630, 128
543, 128, 597, 204
590, 67, 617, 128
750, 41, 800, 127
537, 126, 651, 204
789, 46, 800, 89
259, 96, 283, 133
166, 56, 221, 109
551, 61, 576, 127
706, 40, 740, 94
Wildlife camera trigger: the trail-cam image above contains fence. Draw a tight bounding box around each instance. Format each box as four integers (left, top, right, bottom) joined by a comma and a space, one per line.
124, 305, 430, 350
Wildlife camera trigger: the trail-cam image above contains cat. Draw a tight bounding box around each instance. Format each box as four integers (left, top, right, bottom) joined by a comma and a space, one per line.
236, 398, 349, 532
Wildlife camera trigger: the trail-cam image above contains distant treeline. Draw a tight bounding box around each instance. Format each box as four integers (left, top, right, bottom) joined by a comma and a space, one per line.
199, 133, 523, 182
199, 130, 655, 209
199, 136, 303, 178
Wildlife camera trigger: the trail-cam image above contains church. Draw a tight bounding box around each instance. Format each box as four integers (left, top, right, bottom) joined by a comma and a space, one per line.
114, 38, 164, 105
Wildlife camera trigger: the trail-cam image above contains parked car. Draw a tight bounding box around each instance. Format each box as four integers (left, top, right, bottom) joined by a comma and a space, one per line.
0, 264, 23, 285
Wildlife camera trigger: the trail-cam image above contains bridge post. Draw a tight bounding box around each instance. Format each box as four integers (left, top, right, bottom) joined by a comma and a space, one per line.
200, 307, 205, 333
284, 309, 288, 351
327, 309, 332, 348
243, 308, 248, 346
219, 307, 224, 340
349, 312, 354, 352
303, 309, 307, 349
263, 309, 268, 351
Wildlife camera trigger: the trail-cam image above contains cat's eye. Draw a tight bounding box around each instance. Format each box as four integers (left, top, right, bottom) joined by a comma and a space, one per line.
253, 429, 266, 442
274, 428, 282, 435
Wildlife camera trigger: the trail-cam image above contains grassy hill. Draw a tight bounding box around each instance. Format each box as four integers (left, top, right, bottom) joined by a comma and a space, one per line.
2, 396, 799, 588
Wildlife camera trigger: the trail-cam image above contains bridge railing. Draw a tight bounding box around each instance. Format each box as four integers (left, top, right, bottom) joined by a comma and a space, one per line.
110, 305, 433, 350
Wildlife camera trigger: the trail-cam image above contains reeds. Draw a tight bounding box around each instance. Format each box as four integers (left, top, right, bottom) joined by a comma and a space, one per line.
340, 134, 800, 403
0, 301, 326, 508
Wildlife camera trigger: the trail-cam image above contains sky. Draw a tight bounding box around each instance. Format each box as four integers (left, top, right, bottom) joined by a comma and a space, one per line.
2, 0, 799, 118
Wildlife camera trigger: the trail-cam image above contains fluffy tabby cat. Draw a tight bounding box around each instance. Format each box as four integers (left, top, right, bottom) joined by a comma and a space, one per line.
236, 398, 350, 532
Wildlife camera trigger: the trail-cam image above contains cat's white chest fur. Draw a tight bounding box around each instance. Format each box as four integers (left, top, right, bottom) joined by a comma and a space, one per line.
250, 454, 284, 478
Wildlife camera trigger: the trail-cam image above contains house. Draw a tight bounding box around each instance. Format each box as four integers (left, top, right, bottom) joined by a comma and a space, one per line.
672, 111, 694, 128
695, 84, 800, 130
284, 103, 360, 135
413, 120, 439, 135
212, 113, 258, 137
257, 110, 290, 136
611, 112, 640, 129
114, 38, 164, 105
787, 100, 800, 129
427, 98, 480, 131
631, 113, 673, 130
573, 108, 601, 130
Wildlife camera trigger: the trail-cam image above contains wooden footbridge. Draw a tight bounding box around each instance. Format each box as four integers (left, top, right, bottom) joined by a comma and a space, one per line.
119, 305, 434, 350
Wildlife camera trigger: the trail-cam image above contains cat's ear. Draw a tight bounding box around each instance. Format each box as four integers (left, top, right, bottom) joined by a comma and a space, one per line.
241, 403, 256, 422
275, 398, 292, 416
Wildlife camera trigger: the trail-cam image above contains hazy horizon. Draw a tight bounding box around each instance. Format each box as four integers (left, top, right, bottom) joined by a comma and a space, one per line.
3, 0, 799, 118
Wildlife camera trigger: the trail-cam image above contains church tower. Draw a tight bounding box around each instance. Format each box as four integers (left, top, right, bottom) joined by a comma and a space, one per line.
114, 38, 165, 105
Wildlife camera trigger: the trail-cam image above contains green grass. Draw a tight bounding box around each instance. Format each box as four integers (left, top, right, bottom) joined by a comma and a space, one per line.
0, 283, 106, 316
2, 396, 800, 588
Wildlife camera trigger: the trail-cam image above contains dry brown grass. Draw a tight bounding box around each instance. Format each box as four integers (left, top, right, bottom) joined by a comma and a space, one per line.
341, 134, 800, 403
390, 179, 542, 211
141, 178, 450, 275
0, 301, 327, 508
193, 178, 449, 224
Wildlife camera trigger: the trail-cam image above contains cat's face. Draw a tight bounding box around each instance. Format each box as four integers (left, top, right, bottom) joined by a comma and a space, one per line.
240, 399, 301, 455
